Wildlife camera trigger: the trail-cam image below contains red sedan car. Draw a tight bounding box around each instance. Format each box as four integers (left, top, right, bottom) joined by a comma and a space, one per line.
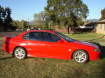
3, 30, 101, 63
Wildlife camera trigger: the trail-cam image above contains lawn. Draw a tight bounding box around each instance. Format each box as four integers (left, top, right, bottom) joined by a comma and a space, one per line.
68, 33, 105, 45
0, 32, 105, 78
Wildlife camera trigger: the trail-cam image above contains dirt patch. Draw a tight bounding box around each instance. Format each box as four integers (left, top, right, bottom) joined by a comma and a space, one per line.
0, 41, 4, 55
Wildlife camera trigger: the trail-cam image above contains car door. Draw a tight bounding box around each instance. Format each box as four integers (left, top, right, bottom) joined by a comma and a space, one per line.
37, 32, 70, 59
23, 32, 44, 57
26, 32, 47, 57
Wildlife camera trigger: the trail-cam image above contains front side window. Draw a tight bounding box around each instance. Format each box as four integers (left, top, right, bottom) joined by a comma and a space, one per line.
56, 32, 75, 42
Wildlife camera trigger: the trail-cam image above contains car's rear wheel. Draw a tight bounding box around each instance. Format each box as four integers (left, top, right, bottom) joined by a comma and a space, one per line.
14, 47, 26, 59
73, 50, 88, 63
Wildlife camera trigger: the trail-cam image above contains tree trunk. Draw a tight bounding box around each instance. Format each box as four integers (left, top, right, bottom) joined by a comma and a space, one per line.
67, 26, 70, 34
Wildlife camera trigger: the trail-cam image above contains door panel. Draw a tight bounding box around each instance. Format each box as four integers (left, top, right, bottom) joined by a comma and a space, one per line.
28, 40, 70, 59
40, 41, 69, 59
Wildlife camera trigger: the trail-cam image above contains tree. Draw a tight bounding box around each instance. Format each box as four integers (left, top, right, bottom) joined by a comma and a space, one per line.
33, 11, 48, 28
3, 7, 13, 30
0, 6, 4, 30
33, 11, 53, 29
11, 20, 29, 29
0, 5, 14, 31
100, 8, 105, 20
45, 0, 89, 33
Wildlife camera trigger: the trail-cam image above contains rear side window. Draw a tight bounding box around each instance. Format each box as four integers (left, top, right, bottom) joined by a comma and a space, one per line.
23, 32, 61, 42
23, 32, 42, 41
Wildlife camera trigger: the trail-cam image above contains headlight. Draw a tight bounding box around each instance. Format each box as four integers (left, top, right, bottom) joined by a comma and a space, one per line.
93, 48, 100, 52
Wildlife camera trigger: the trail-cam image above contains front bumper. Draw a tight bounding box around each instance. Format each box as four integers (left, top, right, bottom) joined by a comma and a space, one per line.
89, 51, 101, 61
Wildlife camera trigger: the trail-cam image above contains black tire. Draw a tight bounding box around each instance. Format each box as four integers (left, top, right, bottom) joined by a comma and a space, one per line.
73, 50, 88, 63
14, 47, 27, 59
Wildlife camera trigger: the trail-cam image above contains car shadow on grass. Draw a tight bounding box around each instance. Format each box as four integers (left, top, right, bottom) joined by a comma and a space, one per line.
99, 46, 105, 59
0, 50, 13, 60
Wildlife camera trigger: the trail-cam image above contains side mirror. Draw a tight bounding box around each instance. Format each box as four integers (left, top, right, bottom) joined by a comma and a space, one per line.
57, 39, 64, 43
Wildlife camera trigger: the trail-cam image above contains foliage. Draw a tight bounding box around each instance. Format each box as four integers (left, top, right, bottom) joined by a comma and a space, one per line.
45, 0, 89, 33
11, 20, 29, 29
0, 5, 15, 31
33, 11, 50, 29
34, 11, 46, 25
100, 8, 105, 20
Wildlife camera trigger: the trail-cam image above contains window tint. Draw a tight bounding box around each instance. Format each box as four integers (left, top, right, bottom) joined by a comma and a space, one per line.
23, 33, 29, 40
23, 32, 42, 40
56, 32, 75, 42
23, 32, 61, 42
29, 32, 42, 41
42, 32, 61, 42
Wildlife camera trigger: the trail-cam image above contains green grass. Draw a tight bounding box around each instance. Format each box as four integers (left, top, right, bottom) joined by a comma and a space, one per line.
0, 57, 105, 78
0, 33, 105, 78
67, 33, 105, 45
0, 37, 3, 40
67, 33, 103, 41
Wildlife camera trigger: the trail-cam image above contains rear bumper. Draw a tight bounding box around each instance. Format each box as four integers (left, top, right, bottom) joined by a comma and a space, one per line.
3, 43, 10, 54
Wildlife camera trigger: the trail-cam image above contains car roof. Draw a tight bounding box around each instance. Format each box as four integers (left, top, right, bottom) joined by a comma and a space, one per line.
16, 30, 58, 38
26, 30, 56, 33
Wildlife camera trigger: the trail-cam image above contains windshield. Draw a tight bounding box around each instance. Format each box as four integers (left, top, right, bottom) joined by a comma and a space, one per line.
56, 32, 75, 42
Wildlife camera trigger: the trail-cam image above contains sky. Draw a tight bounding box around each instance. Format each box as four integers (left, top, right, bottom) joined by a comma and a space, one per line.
83, 0, 105, 20
0, 0, 105, 21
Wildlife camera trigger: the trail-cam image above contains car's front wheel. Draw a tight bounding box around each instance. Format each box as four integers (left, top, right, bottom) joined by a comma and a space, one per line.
73, 50, 88, 63
14, 47, 27, 59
